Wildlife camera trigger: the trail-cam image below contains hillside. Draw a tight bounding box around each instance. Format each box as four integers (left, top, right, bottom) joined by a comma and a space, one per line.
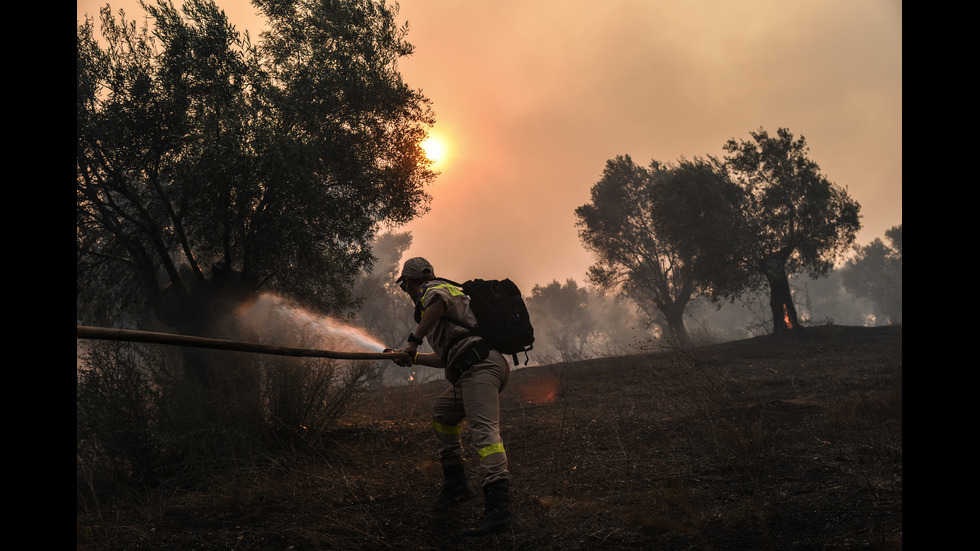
77, 325, 902, 550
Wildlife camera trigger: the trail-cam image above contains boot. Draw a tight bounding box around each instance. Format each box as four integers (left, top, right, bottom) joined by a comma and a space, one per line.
434, 462, 475, 510
459, 479, 512, 537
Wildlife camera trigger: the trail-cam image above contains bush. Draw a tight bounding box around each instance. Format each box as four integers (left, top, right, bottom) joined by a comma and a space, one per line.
77, 340, 171, 509
263, 355, 378, 448
76, 338, 378, 509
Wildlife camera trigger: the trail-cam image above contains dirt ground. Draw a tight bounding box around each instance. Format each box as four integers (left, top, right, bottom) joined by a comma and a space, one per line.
77, 324, 902, 550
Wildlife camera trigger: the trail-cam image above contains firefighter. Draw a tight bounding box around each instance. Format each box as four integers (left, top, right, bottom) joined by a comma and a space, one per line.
388, 257, 513, 537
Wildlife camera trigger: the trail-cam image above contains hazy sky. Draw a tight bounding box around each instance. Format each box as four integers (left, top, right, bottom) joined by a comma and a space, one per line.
78, 0, 903, 294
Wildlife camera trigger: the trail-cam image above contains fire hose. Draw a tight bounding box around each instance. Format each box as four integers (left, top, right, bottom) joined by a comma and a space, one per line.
76, 325, 409, 361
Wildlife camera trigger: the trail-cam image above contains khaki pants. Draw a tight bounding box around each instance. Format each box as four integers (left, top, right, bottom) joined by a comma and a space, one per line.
430, 349, 511, 487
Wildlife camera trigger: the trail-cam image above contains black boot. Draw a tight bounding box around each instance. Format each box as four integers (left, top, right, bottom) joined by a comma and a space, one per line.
434, 462, 475, 510
459, 479, 512, 537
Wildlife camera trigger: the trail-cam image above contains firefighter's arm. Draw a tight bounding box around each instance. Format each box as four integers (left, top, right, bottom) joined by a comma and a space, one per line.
393, 296, 446, 366
410, 351, 446, 369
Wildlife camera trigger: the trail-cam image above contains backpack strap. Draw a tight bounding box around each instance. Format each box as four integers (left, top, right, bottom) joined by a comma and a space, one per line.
441, 316, 480, 360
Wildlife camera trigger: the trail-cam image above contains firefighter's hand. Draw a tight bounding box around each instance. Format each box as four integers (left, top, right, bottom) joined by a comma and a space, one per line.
399, 342, 419, 367
385, 347, 414, 367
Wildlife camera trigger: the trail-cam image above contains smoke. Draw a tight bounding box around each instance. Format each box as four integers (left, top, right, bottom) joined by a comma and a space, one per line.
235, 293, 387, 353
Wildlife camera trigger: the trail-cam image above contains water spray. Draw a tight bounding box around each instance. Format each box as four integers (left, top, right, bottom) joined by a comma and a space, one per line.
234, 293, 390, 353
76, 325, 409, 361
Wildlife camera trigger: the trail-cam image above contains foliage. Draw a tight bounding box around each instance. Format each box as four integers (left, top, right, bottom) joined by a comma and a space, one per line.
263, 356, 378, 446
76, 339, 260, 500
77, 0, 435, 331
575, 156, 735, 347
77, 341, 170, 492
646, 157, 743, 296
840, 224, 902, 324
719, 127, 862, 333
526, 279, 594, 362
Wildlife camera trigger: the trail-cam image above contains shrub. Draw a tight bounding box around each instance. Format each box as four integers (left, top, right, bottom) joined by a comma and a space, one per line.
77, 338, 378, 508
77, 340, 170, 509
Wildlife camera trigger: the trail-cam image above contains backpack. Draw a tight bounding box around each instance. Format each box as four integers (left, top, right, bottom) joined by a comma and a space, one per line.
440, 278, 535, 366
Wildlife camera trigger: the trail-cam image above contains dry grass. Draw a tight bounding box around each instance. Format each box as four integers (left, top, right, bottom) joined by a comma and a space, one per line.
77, 325, 902, 550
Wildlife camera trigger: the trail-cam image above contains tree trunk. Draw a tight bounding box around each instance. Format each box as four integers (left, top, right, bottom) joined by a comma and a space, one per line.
659, 303, 692, 348
766, 270, 801, 335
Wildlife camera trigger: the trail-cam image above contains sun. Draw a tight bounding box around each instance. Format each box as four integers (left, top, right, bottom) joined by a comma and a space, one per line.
421, 134, 449, 169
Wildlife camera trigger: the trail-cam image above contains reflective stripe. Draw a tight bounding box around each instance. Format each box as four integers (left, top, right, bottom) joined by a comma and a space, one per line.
432, 419, 462, 435
478, 442, 505, 458
421, 283, 466, 323
422, 283, 465, 301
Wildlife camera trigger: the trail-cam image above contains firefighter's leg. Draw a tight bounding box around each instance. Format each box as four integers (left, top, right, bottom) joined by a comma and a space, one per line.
458, 352, 513, 535
431, 385, 474, 508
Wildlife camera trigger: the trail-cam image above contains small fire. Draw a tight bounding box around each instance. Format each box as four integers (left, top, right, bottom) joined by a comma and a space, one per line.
518, 376, 560, 405
783, 304, 794, 329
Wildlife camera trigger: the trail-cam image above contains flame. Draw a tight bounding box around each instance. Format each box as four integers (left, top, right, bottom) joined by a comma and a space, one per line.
518, 376, 560, 405
783, 304, 794, 329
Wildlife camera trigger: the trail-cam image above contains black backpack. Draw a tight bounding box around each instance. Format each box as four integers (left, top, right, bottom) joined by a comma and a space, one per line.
440, 278, 535, 366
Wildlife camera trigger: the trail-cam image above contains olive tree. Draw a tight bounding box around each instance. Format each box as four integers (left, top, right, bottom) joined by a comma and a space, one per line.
576, 156, 737, 347
77, 0, 434, 344
720, 127, 861, 334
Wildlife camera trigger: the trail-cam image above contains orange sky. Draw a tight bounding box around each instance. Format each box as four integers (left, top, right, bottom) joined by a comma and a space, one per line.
78, 0, 903, 294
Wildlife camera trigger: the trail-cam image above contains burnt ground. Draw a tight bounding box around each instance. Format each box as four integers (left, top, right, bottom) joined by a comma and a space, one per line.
77, 325, 902, 550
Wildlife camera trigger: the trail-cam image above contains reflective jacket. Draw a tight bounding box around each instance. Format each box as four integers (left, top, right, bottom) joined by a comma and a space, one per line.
416, 279, 485, 383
